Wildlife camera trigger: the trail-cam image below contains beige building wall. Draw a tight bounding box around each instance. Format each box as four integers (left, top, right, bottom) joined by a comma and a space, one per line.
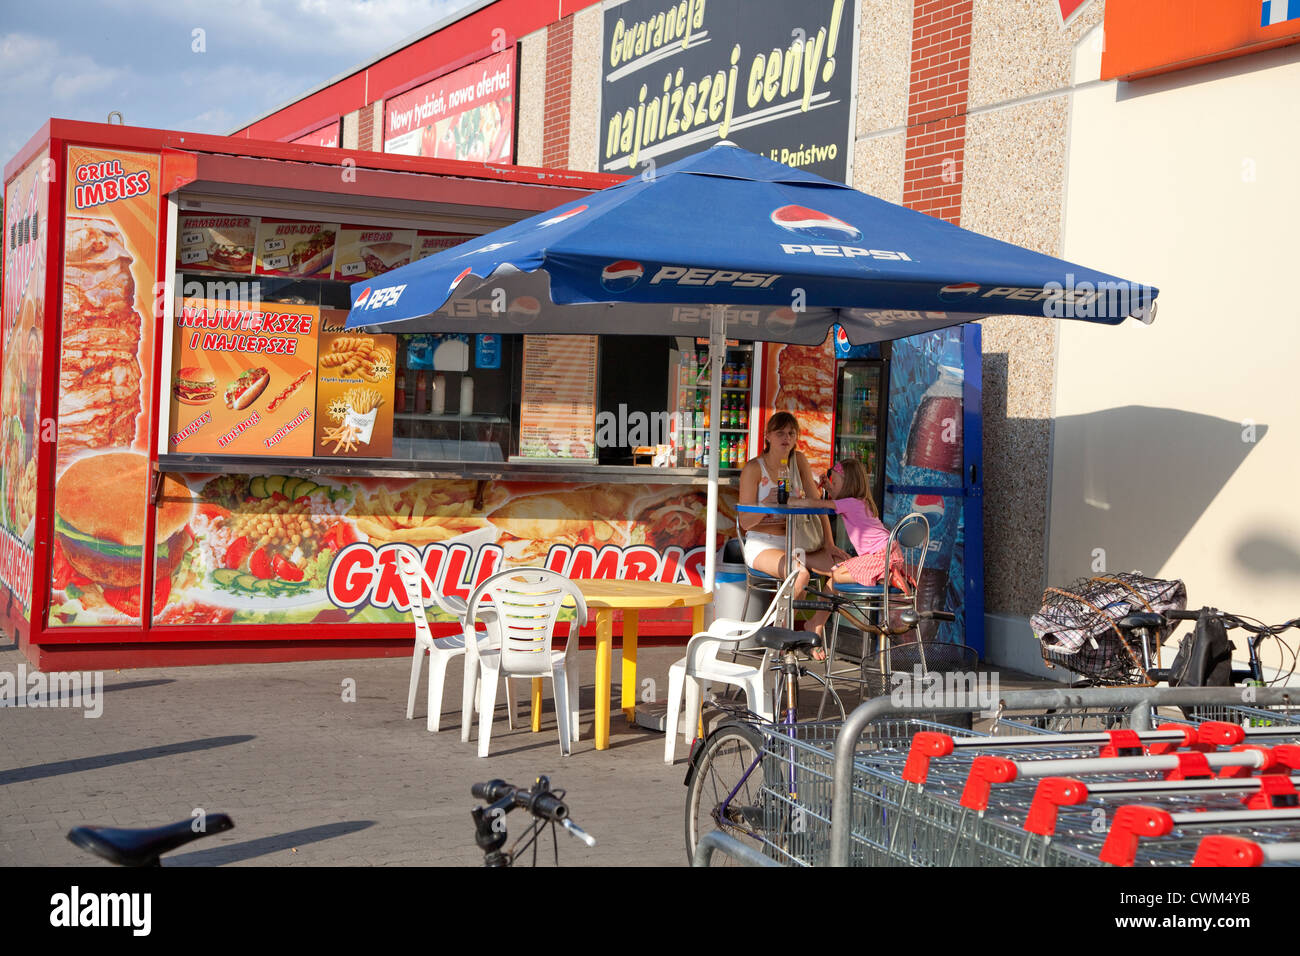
1051, 30, 1300, 678
516, 28, 548, 166
568, 5, 603, 173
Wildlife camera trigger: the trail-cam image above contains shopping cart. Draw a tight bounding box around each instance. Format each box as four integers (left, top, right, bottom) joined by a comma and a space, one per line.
810, 686, 1300, 867
839, 725, 1300, 866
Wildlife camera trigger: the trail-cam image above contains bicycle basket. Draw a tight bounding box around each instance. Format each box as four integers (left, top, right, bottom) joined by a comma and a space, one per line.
1031, 572, 1186, 685
860, 640, 979, 730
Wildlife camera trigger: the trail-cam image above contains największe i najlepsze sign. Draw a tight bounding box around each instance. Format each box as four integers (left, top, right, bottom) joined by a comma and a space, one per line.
599, 0, 859, 183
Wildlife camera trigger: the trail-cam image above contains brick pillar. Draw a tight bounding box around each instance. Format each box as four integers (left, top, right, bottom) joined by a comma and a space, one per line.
542, 16, 574, 168
358, 102, 376, 153
902, 0, 973, 224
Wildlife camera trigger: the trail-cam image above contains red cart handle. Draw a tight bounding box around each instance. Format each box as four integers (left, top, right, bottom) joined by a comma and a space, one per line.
1024, 777, 1089, 837
1100, 729, 1146, 758
1100, 805, 1174, 866
1163, 751, 1214, 780
960, 756, 1017, 811
1246, 775, 1300, 810
903, 732, 953, 785
1193, 835, 1264, 867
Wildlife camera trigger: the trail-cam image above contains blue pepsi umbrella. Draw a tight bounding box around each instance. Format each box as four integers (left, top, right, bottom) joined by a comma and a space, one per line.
346, 142, 1156, 340
346, 142, 1158, 587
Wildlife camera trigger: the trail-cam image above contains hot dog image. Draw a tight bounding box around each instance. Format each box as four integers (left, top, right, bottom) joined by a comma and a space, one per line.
224, 367, 271, 410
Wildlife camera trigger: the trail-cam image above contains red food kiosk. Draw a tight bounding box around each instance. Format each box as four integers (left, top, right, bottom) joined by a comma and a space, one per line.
2, 119, 766, 671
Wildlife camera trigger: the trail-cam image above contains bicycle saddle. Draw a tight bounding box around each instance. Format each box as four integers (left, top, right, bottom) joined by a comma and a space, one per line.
67, 814, 234, 867
750, 626, 821, 652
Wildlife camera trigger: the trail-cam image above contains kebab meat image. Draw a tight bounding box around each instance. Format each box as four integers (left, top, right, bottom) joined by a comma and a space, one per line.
57, 217, 143, 470
360, 241, 411, 277
772, 343, 834, 467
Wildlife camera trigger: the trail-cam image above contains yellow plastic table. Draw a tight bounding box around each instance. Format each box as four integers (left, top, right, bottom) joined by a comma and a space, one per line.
530, 580, 712, 750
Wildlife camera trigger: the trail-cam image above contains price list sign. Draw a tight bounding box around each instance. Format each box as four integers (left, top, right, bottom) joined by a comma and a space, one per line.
516, 335, 597, 461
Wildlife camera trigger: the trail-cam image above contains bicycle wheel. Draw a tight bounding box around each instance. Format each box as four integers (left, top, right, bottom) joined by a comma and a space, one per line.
684, 723, 768, 865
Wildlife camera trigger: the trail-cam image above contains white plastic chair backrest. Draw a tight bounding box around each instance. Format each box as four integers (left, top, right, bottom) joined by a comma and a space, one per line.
690, 568, 800, 670
393, 545, 434, 639
467, 568, 588, 677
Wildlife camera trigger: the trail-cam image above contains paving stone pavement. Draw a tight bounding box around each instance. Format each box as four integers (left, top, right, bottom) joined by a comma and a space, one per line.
0, 638, 700, 867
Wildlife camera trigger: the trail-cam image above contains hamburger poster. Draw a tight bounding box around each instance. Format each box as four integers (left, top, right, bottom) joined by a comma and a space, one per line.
168, 297, 321, 458
49, 146, 163, 627
177, 214, 256, 273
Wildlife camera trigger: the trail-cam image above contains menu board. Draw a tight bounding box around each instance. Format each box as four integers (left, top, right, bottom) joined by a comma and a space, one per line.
254, 219, 339, 279
177, 214, 256, 274
168, 298, 321, 457
334, 227, 415, 282
413, 231, 474, 261
177, 219, 467, 277
313, 311, 396, 458
515, 335, 597, 461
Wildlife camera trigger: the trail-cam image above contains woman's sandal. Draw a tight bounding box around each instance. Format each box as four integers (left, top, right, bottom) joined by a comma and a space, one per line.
803, 623, 827, 660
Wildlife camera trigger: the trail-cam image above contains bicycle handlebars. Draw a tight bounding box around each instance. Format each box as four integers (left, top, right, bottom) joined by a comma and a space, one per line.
471, 777, 596, 854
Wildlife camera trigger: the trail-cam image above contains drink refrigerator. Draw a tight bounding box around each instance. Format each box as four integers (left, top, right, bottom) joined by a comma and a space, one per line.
668, 340, 756, 472
834, 325, 984, 655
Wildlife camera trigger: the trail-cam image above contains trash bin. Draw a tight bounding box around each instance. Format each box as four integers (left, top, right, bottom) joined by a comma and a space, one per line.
713, 538, 769, 624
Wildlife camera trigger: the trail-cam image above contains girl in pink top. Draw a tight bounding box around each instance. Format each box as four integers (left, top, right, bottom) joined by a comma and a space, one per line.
788, 459, 906, 652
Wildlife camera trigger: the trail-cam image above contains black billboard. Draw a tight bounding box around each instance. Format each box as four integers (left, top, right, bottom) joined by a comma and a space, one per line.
599, 0, 859, 183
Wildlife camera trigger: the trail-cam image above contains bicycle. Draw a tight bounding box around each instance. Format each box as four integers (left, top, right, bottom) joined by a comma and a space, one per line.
1113, 607, 1298, 687
470, 776, 596, 867
682, 604, 954, 864
67, 814, 235, 866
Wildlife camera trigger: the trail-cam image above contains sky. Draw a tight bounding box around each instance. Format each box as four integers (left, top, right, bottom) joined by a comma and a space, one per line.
1, 0, 480, 162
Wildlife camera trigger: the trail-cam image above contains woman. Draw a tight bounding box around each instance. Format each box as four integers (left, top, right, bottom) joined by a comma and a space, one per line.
737, 412, 847, 597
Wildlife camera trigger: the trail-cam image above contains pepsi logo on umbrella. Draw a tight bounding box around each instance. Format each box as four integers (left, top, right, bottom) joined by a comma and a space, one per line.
765, 306, 798, 334
540, 204, 587, 227
770, 204, 863, 243
938, 282, 980, 303
601, 260, 644, 293
449, 267, 473, 294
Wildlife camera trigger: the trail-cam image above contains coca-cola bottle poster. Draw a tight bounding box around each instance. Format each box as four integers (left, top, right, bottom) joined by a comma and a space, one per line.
883, 328, 966, 644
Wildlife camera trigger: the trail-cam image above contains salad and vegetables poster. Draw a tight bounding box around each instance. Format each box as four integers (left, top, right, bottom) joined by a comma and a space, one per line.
383, 47, 515, 162
145, 475, 740, 627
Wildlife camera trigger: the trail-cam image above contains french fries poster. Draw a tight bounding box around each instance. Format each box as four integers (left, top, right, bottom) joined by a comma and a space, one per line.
313, 329, 396, 458
168, 297, 320, 457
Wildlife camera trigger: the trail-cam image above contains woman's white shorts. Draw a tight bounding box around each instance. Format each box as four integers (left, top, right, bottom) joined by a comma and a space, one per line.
742, 529, 787, 568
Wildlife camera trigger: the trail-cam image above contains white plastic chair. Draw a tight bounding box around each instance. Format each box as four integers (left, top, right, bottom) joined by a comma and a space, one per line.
465, 567, 588, 758
395, 545, 496, 734
663, 568, 801, 763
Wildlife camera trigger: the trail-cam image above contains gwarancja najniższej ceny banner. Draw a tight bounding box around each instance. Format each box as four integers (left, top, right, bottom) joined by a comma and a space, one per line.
600, 0, 858, 183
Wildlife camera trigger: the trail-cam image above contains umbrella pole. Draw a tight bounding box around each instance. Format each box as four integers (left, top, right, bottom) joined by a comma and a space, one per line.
703, 305, 724, 595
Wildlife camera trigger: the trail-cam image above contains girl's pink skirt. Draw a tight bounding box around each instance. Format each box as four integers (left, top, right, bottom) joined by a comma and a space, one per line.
836, 544, 913, 590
